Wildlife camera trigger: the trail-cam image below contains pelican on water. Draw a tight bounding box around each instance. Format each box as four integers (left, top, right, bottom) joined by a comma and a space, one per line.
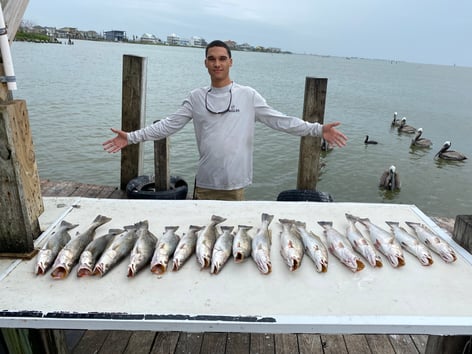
379, 165, 401, 191
398, 117, 416, 134
410, 128, 432, 148
435, 141, 467, 161
364, 135, 378, 144
391, 112, 401, 127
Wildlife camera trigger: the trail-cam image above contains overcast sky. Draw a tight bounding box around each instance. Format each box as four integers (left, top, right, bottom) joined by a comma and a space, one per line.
23, 0, 472, 67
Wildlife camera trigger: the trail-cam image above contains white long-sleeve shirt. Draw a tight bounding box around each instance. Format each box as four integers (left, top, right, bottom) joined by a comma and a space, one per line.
128, 82, 323, 190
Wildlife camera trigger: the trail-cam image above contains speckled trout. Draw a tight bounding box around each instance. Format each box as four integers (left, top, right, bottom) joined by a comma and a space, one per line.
279, 219, 304, 272
345, 213, 383, 268
127, 220, 157, 277
251, 213, 274, 275
35, 220, 78, 275
77, 228, 123, 277
386, 221, 433, 266
196, 215, 227, 269
210, 226, 235, 274
405, 221, 456, 263
151, 226, 180, 274
172, 225, 204, 271
232, 225, 253, 263
293, 221, 328, 273
347, 214, 405, 268
318, 221, 365, 273
50, 215, 112, 279
93, 225, 138, 276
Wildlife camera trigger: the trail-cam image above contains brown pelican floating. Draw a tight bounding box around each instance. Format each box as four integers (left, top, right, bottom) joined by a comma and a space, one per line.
379, 165, 400, 191
364, 135, 378, 144
410, 128, 432, 148
398, 117, 416, 134
391, 112, 401, 127
435, 141, 467, 161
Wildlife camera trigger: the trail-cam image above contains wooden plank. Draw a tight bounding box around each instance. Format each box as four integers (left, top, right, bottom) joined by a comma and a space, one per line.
153, 123, 170, 191
297, 334, 323, 354
250, 333, 275, 354
64, 330, 85, 353
123, 331, 156, 354
150, 331, 179, 354
200, 332, 227, 354
343, 334, 371, 354
388, 334, 420, 354
274, 333, 298, 353
364, 334, 395, 354
0, 100, 43, 252
297, 77, 326, 190
320, 334, 348, 354
411, 334, 428, 354
120, 55, 147, 190
174, 332, 203, 354
226, 332, 249, 354
98, 330, 132, 354
72, 330, 109, 354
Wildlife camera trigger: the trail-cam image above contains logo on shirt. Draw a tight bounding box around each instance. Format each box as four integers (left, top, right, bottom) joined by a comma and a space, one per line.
228, 105, 240, 113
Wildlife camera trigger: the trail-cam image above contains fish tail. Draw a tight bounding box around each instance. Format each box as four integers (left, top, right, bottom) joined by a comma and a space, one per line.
211, 215, 227, 225
405, 221, 420, 229
60, 220, 79, 231
317, 221, 333, 228
294, 220, 306, 228
134, 220, 149, 230
165, 226, 180, 232
189, 225, 205, 232
220, 226, 235, 233
124, 224, 137, 231
238, 225, 253, 231
278, 218, 295, 225
93, 214, 112, 227
385, 221, 399, 228
261, 213, 274, 225
108, 228, 124, 235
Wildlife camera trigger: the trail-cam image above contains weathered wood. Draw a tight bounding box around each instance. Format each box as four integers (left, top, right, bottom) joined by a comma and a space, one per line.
150, 331, 179, 354
343, 334, 371, 353
120, 55, 147, 190
0, 100, 43, 253
70, 330, 109, 354
1, 0, 29, 42
37, 329, 70, 354
411, 334, 428, 354
321, 334, 348, 354
226, 332, 249, 354
123, 331, 156, 354
174, 332, 203, 354
274, 333, 298, 353
99, 330, 132, 354
153, 120, 169, 191
388, 334, 420, 354
297, 334, 323, 354
297, 77, 326, 190
425, 215, 472, 354
200, 332, 227, 354
365, 334, 395, 354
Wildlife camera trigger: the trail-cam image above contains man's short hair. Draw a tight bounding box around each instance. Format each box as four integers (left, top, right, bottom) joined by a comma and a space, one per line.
205, 40, 232, 58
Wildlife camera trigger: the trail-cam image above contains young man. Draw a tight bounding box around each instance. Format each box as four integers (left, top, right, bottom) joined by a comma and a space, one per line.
103, 40, 347, 200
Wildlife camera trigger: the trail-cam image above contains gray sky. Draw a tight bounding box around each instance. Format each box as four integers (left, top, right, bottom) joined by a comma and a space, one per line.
23, 0, 472, 67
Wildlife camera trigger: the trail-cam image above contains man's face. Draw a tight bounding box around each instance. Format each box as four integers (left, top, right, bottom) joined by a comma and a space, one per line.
204, 46, 233, 86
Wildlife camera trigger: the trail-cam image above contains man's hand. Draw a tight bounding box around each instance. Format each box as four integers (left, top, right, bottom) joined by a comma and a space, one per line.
102, 128, 129, 153
322, 122, 347, 148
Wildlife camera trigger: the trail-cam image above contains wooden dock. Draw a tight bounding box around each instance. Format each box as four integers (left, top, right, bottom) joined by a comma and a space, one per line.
37, 179, 447, 354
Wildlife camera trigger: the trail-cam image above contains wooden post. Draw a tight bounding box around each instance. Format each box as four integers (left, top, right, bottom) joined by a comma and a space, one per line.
425, 215, 472, 354
153, 120, 169, 191
0, 100, 43, 253
120, 55, 147, 190
297, 77, 327, 190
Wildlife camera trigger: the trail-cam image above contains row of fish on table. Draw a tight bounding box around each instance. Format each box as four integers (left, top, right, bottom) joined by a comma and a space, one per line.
34, 211, 457, 279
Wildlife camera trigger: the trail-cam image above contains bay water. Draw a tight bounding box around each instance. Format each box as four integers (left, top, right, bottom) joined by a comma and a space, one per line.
11, 40, 472, 217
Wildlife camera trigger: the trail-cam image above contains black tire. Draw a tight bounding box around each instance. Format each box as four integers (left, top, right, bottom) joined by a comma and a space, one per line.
126, 175, 188, 200
276, 189, 334, 202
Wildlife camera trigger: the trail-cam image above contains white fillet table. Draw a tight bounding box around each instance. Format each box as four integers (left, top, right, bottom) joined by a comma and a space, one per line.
0, 197, 471, 335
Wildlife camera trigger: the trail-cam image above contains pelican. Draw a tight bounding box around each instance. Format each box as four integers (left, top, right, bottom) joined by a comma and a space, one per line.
398, 117, 416, 134
435, 141, 467, 161
391, 112, 400, 127
364, 135, 378, 144
379, 165, 400, 191
410, 128, 432, 148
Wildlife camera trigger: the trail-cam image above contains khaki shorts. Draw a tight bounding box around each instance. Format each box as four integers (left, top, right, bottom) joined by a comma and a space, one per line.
193, 186, 245, 201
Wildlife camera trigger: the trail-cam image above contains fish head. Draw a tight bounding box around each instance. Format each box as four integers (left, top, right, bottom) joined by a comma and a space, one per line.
440, 250, 457, 263
127, 263, 137, 277
35, 250, 53, 275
